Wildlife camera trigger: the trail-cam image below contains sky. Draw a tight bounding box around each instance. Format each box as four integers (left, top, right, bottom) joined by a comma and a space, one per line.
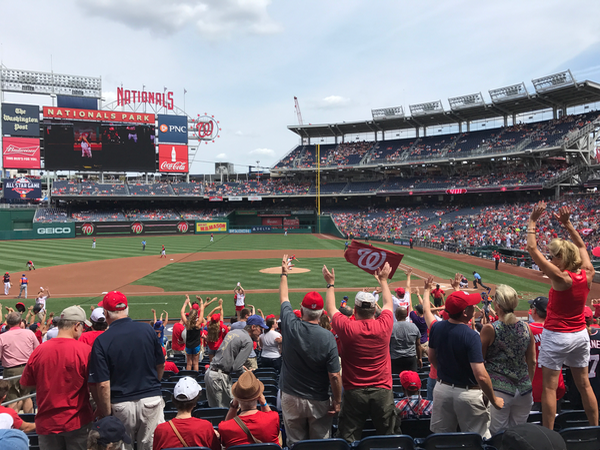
1, 0, 600, 175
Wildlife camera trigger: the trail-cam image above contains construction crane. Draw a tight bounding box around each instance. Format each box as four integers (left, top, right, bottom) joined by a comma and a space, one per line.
294, 96, 303, 125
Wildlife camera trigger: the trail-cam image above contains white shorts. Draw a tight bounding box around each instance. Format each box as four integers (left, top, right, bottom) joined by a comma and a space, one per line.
539, 328, 590, 370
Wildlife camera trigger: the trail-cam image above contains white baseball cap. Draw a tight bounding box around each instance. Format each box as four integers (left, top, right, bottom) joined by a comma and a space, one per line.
0, 413, 14, 429
90, 307, 106, 323
174, 377, 201, 401
355, 291, 377, 308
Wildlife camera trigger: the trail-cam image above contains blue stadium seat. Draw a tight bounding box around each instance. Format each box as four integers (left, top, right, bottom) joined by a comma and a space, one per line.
559, 426, 600, 450
554, 411, 590, 431
397, 417, 432, 439
227, 444, 281, 450
484, 431, 504, 450
192, 407, 228, 426
418, 432, 483, 450
355, 434, 416, 450
291, 438, 351, 450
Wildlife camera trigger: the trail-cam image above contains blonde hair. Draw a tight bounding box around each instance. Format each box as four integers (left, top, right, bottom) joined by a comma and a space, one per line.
494, 284, 519, 325
548, 238, 581, 272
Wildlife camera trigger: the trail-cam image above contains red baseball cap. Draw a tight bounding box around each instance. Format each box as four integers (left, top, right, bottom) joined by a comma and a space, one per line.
444, 291, 481, 315
395, 287, 406, 296
265, 314, 276, 320
584, 306, 594, 319
191, 303, 200, 311
301, 292, 324, 310
400, 370, 421, 390
440, 310, 450, 321
211, 313, 220, 322
98, 291, 128, 311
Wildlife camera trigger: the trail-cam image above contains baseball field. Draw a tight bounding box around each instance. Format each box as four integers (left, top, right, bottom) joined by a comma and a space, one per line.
0, 233, 593, 320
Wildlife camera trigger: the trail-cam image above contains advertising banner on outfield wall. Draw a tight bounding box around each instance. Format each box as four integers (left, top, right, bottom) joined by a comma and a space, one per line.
251, 226, 271, 233
229, 229, 251, 234
195, 221, 228, 233
157, 115, 188, 144
3, 178, 42, 199
262, 217, 282, 227
2, 103, 40, 137
76, 220, 192, 237
33, 223, 75, 239
2, 137, 41, 169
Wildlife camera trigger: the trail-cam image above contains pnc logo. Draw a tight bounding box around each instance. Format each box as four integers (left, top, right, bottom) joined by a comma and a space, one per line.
159, 124, 168, 133
357, 249, 387, 271
37, 227, 72, 235
81, 223, 95, 235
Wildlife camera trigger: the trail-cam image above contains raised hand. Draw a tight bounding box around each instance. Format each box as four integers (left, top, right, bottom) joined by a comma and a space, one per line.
322, 265, 335, 285
553, 205, 572, 226
530, 201, 547, 223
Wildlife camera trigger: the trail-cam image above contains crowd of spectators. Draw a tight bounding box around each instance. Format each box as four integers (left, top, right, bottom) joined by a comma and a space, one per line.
274, 110, 600, 169
409, 194, 600, 253
34, 208, 230, 223
1, 209, 600, 449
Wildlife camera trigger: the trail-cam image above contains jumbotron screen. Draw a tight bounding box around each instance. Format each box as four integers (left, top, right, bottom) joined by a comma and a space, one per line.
44, 122, 156, 171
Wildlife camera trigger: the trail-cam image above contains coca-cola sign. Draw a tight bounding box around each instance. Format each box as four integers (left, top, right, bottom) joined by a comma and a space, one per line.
158, 144, 188, 173
2, 137, 41, 169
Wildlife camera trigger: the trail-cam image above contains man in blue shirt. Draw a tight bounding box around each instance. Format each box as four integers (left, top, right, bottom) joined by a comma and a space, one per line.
429, 290, 503, 438
89, 291, 165, 450
472, 271, 489, 290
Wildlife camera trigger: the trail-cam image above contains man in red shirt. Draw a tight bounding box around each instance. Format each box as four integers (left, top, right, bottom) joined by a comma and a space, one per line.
79, 307, 107, 347
20, 305, 93, 450
431, 284, 445, 308
324, 261, 397, 443
528, 296, 565, 410
171, 315, 186, 355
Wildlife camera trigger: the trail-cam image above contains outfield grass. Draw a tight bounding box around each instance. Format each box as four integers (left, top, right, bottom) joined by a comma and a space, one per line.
0, 233, 551, 319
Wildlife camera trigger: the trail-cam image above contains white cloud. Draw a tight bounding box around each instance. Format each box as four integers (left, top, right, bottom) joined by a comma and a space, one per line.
215, 153, 227, 160
318, 95, 351, 109
77, 0, 282, 39
235, 130, 244, 136
249, 148, 275, 156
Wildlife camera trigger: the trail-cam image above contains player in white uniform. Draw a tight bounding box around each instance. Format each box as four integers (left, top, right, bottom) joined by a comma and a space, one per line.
81, 134, 92, 158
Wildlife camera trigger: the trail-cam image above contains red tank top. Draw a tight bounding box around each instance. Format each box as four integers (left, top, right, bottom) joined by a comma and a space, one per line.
545, 270, 589, 333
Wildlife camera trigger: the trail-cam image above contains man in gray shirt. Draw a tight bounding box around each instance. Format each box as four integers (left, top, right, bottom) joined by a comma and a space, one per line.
279, 254, 342, 446
230, 307, 258, 370
204, 314, 267, 407
390, 307, 422, 374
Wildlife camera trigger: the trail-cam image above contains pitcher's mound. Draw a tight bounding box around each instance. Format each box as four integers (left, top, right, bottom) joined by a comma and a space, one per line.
260, 267, 311, 274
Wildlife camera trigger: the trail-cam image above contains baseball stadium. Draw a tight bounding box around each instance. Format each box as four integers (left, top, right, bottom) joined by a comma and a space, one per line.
2, 65, 600, 448
0, 67, 599, 320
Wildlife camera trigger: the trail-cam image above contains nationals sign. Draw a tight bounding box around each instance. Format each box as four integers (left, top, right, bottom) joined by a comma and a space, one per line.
158, 144, 188, 173
43, 107, 155, 124
2, 137, 41, 169
344, 240, 403, 278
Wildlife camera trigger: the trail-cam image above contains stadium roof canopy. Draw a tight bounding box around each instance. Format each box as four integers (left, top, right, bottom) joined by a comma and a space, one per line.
288, 71, 600, 140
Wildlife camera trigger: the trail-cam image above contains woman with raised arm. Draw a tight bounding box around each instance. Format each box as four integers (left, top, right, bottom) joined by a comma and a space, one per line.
480, 284, 536, 435
527, 202, 598, 429
180, 295, 204, 371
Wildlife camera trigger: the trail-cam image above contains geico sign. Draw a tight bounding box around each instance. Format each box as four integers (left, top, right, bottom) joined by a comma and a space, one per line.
37, 227, 72, 235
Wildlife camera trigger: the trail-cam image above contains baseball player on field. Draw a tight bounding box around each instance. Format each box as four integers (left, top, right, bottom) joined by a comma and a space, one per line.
26, 260, 35, 271
160, 245, 166, 258
3, 272, 10, 296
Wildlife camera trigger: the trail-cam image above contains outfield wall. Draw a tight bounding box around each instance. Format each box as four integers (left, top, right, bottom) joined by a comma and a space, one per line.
0, 209, 42, 240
